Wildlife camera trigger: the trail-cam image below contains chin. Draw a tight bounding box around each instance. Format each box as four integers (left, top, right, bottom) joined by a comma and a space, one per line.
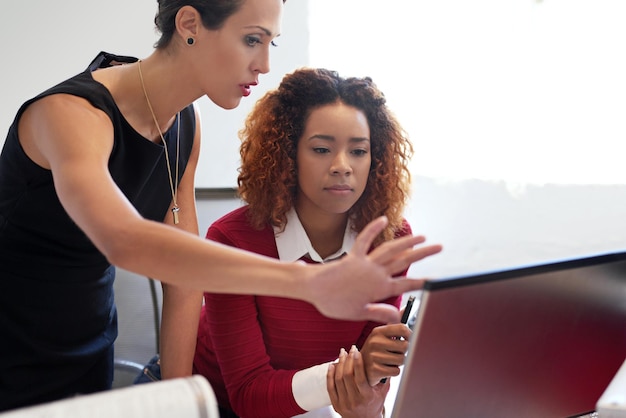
208, 96, 242, 110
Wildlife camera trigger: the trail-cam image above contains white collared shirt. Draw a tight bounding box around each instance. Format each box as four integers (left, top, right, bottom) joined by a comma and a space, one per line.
274, 209, 357, 417
274, 208, 356, 264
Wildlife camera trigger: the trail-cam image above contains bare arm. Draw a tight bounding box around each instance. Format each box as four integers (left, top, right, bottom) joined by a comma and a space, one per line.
19, 95, 443, 324
160, 283, 203, 378
158, 107, 203, 379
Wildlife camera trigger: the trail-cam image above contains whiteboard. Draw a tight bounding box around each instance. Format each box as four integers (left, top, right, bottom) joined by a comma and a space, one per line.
0, 0, 309, 189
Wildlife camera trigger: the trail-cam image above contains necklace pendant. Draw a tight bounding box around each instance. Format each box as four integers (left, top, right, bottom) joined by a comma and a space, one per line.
172, 206, 180, 225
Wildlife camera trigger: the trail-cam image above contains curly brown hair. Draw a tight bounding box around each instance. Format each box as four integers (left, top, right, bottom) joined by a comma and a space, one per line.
237, 67, 413, 244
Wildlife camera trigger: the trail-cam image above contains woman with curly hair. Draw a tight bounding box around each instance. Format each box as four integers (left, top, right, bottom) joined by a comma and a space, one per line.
193, 68, 439, 418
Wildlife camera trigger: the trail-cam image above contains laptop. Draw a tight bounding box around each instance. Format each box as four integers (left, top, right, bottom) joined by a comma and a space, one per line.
391, 251, 626, 418
596, 357, 626, 417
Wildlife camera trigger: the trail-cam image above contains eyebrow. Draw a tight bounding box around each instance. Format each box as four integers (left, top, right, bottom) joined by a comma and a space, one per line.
244, 25, 278, 37
307, 134, 370, 143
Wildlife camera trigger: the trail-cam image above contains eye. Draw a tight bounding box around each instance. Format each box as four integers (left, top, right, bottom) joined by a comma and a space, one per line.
352, 148, 369, 156
245, 35, 262, 47
271, 40, 279, 47
313, 147, 330, 154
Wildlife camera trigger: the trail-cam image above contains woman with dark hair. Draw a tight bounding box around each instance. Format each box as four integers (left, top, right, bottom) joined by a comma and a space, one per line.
193, 68, 434, 418
0, 0, 441, 412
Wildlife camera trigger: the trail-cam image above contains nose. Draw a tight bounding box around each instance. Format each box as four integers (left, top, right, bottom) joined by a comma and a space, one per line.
330, 153, 352, 176
253, 46, 271, 75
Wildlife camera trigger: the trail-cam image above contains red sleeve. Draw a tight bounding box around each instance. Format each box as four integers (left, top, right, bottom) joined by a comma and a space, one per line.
201, 217, 306, 418
203, 293, 304, 417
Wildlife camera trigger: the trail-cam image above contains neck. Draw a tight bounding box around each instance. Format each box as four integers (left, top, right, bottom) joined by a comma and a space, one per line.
138, 59, 173, 137
296, 208, 348, 259
134, 52, 201, 133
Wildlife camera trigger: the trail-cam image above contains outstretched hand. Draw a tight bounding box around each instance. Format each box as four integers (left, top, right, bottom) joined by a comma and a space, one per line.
305, 217, 442, 324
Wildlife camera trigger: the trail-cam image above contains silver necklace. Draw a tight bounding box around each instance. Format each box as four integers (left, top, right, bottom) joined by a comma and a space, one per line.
137, 60, 181, 225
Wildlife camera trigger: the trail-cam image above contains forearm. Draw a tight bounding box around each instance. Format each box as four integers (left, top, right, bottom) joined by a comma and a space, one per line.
107, 218, 308, 298
159, 283, 203, 378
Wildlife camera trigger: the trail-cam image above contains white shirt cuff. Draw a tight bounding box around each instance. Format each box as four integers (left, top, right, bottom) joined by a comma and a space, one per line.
292, 362, 333, 411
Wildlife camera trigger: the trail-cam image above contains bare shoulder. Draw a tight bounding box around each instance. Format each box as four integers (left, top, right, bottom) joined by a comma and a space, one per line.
19, 93, 113, 169
24, 93, 110, 127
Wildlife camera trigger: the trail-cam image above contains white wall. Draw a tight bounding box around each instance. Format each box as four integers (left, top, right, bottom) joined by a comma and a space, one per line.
310, 0, 626, 186
405, 177, 626, 278
0, 0, 157, 134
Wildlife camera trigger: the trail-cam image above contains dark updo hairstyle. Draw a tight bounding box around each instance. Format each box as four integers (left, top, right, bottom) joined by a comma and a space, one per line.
238, 68, 414, 245
154, 0, 285, 49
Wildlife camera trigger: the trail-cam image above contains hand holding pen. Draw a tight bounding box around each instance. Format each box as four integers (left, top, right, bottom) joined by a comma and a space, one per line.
380, 295, 415, 384
359, 295, 416, 386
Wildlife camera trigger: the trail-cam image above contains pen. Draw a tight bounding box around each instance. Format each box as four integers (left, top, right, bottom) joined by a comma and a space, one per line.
399, 295, 415, 325
380, 295, 416, 384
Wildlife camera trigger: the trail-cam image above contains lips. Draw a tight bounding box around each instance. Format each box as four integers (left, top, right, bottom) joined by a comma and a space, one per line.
239, 81, 258, 97
240, 85, 251, 97
326, 185, 353, 191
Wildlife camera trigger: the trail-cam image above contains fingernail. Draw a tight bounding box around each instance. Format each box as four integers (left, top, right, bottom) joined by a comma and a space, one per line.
350, 345, 360, 359
340, 347, 347, 357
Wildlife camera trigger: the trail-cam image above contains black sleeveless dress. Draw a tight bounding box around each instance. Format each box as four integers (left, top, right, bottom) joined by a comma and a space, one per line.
0, 52, 196, 411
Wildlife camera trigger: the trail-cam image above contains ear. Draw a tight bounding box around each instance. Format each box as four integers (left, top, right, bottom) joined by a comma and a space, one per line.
175, 6, 202, 42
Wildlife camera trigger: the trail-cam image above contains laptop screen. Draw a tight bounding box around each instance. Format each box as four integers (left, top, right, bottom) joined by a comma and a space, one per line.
391, 251, 626, 418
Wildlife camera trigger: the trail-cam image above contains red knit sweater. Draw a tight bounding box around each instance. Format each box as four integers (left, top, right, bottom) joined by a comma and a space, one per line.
193, 206, 409, 418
